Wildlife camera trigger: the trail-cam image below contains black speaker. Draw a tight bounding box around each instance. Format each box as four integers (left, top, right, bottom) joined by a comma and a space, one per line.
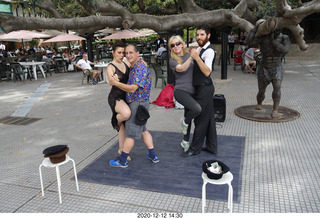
213, 94, 226, 122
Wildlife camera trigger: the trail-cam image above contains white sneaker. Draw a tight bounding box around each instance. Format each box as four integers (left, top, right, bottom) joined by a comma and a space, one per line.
180, 117, 189, 135
181, 140, 190, 152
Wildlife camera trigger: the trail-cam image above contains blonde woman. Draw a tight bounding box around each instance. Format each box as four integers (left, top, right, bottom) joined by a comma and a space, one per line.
168, 35, 201, 152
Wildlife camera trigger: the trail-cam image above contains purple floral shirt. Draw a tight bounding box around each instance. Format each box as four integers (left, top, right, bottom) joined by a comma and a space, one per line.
126, 60, 152, 103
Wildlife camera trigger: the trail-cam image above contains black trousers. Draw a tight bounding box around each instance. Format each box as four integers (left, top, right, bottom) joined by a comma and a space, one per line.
189, 84, 218, 154
229, 43, 234, 58
174, 89, 201, 142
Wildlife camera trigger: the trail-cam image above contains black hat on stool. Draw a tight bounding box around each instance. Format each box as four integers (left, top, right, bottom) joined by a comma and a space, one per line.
202, 160, 230, 180
43, 145, 69, 164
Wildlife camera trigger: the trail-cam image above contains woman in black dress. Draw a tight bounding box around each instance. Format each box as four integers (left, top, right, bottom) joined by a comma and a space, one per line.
107, 41, 131, 159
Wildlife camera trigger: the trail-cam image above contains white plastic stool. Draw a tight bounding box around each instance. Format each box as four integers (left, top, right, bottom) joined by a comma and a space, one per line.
202, 172, 233, 213
39, 155, 79, 204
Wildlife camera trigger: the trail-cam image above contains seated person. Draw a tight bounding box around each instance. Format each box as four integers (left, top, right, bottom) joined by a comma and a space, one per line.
62, 49, 70, 59
157, 44, 166, 56
79, 48, 87, 55
42, 51, 50, 60
75, 54, 101, 85
245, 46, 258, 74
156, 43, 166, 62
63, 49, 75, 68
46, 48, 53, 57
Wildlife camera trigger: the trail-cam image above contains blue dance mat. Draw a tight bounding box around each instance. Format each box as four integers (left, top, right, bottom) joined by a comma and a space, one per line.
77, 131, 245, 202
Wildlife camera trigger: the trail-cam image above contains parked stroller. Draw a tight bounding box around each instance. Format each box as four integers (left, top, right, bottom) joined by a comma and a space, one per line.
233, 50, 244, 71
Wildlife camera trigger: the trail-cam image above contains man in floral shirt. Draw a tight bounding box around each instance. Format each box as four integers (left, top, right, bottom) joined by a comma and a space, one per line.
108, 44, 159, 168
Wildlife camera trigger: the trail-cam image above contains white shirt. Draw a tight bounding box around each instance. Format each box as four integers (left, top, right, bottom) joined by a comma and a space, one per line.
0, 43, 6, 50
77, 59, 92, 70
228, 34, 235, 43
197, 41, 215, 71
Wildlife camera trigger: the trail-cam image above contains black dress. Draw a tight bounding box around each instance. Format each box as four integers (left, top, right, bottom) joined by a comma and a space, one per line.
107, 62, 130, 131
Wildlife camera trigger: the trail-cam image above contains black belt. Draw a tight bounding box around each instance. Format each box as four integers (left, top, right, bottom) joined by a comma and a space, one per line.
201, 77, 213, 86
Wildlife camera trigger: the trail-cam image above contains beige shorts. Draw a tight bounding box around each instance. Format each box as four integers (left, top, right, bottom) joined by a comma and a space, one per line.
85, 69, 100, 75
245, 60, 256, 65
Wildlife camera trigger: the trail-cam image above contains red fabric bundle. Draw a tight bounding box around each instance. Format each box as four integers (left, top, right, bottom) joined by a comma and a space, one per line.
151, 84, 175, 109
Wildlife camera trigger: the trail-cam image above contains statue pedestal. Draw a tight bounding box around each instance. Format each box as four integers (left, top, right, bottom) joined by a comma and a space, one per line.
234, 105, 300, 123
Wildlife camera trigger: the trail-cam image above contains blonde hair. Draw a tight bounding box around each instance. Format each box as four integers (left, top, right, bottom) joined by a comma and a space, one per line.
169, 35, 188, 65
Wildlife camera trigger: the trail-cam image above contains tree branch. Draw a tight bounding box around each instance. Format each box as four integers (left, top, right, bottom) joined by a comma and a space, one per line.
286, 24, 309, 51
276, 0, 292, 16
284, 0, 320, 19
0, 0, 319, 52
0, 14, 121, 33
76, 0, 97, 15
180, 0, 207, 13
36, 0, 68, 18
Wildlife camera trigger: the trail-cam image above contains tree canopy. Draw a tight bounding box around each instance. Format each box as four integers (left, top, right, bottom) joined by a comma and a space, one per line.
0, 0, 320, 51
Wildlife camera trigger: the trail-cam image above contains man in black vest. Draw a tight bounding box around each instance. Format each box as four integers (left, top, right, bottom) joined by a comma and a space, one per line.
181, 24, 218, 157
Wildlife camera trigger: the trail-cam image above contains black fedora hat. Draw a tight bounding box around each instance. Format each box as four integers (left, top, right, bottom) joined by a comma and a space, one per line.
202, 160, 230, 180
135, 105, 150, 126
43, 145, 69, 164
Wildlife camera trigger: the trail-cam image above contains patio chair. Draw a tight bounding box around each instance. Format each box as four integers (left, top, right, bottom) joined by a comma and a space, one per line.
0, 61, 10, 81
157, 51, 168, 66
82, 69, 93, 85
44, 59, 55, 76
53, 57, 67, 73
142, 51, 152, 65
151, 63, 167, 89
73, 55, 82, 71
9, 63, 32, 82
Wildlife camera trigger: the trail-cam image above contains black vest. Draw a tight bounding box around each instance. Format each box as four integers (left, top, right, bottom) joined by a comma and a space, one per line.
193, 45, 214, 86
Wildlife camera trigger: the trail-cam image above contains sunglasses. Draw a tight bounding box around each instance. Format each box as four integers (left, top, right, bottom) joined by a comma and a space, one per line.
170, 42, 181, 48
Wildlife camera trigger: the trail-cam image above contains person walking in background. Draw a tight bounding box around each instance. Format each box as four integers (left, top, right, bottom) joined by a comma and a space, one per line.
168, 35, 201, 152
228, 31, 236, 58
181, 24, 217, 157
109, 44, 159, 168
106, 41, 131, 161
239, 31, 246, 51
155, 35, 164, 51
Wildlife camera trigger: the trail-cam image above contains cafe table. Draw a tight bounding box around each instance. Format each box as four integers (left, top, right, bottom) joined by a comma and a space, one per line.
19, 61, 46, 80
94, 62, 109, 83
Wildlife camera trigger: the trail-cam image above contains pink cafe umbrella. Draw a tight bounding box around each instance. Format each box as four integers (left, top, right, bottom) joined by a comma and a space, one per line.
44, 33, 86, 43
0, 30, 50, 41
0, 30, 51, 49
101, 29, 146, 40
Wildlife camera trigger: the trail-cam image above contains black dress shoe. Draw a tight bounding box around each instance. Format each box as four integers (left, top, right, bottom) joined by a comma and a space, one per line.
201, 147, 217, 154
180, 151, 196, 157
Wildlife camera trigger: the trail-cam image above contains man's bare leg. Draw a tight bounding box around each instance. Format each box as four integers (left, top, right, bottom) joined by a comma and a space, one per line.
141, 130, 154, 150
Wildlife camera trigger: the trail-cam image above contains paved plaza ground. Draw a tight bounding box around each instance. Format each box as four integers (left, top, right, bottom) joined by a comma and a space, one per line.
0, 56, 320, 215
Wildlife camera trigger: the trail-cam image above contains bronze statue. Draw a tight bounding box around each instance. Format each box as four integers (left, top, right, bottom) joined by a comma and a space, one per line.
246, 20, 291, 118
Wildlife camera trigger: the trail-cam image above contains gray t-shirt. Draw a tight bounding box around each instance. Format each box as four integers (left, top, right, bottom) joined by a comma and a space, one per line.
169, 53, 195, 94
245, 48, 254, 61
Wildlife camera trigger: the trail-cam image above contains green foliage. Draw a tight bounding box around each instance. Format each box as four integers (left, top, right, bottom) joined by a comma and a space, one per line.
52, 0, 90, 17
114, 0, 176, 13
254, 0, 276, 19
26, 38, 40, 48
253, 0, 306, 19
183, 28, 196, 42
15, 0, 91, 17
194, 0, 233, 10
